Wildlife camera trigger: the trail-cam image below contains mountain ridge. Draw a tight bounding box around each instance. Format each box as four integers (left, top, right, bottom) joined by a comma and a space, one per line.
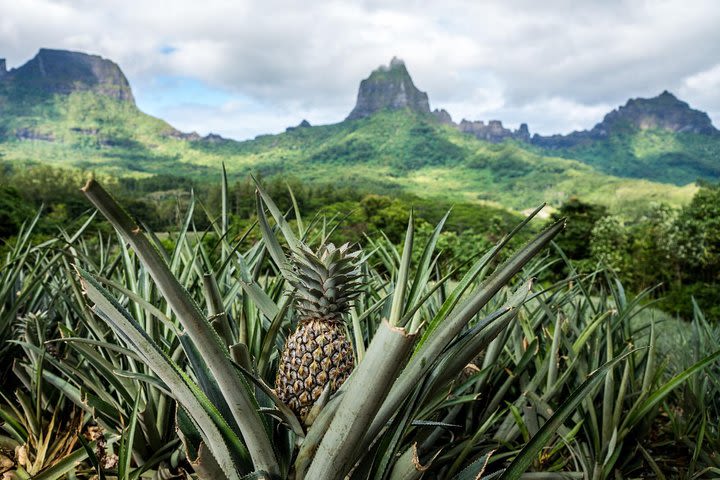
341, 57, 717, 157
2, 49, 717, 146
531, 90, 718, 149
0, 48, 714, 215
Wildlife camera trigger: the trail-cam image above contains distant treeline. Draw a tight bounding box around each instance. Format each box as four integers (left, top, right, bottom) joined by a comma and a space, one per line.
551, 186, 720, 321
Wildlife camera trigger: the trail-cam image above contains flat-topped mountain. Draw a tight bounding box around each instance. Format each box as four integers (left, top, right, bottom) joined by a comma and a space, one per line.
0, 49, 171, 149
0, 48, 134, 103
346, 57, 430, 120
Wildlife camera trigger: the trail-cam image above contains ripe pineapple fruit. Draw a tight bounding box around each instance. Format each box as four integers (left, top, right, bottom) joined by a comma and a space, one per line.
275, 242, 362, 421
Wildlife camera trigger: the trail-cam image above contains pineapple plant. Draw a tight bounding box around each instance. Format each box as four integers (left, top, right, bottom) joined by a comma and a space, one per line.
3, 174, 720, 479
81, 177, 641, 480
275, 242, 362, 421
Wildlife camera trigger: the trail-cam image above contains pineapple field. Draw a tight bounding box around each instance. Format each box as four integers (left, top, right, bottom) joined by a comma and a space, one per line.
1, 171, 719, 479
3, 4, 720, 478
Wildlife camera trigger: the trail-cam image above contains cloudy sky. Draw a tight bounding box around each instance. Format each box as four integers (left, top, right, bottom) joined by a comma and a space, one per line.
2, 0, 719, 140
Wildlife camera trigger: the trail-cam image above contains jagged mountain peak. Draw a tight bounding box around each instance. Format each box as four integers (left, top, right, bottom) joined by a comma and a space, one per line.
0, 48, 135, 104
532, 91, 718, 149
346, 57, 430, 120
596, 90, 716, 135
381, 56, 406, 71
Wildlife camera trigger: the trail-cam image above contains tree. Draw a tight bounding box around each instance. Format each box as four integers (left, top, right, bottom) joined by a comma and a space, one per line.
552, 197, 607, 261
0, 185, 34, 238
590, 215, 628, 273
628, 203, 677, 290
673, 183, 720, 280
660, 183, 720, 321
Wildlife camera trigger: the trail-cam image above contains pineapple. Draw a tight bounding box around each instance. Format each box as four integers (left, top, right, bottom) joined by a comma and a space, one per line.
275, 242, 362, 421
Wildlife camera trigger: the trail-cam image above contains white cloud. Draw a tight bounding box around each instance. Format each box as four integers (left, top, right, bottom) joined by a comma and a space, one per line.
157, 100, 341, 141
1, 0, 719, 138
682, 64, 720, 91
680, 63, 720, 122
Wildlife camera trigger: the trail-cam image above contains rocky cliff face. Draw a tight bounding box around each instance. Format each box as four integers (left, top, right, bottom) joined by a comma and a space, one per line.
432, 107, 531, 143
600, 91, 715, 134
432, 108, 453, 125
532, 91, 717, 148
457, 119, 530, 143
0, 49, 135, 103
346, 57, 430, 120
432, 104, 531, 143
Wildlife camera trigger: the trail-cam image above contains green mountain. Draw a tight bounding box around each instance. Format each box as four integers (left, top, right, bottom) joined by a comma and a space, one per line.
0, 49, 710, 216
530, 91, 720, 184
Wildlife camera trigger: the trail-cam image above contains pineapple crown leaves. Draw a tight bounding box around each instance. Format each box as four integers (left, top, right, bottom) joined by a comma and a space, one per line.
287, 242, 363, 323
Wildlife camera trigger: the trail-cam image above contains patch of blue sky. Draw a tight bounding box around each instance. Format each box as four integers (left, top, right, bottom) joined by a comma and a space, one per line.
135, 75, 235, 110
159, 45, 177, 55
